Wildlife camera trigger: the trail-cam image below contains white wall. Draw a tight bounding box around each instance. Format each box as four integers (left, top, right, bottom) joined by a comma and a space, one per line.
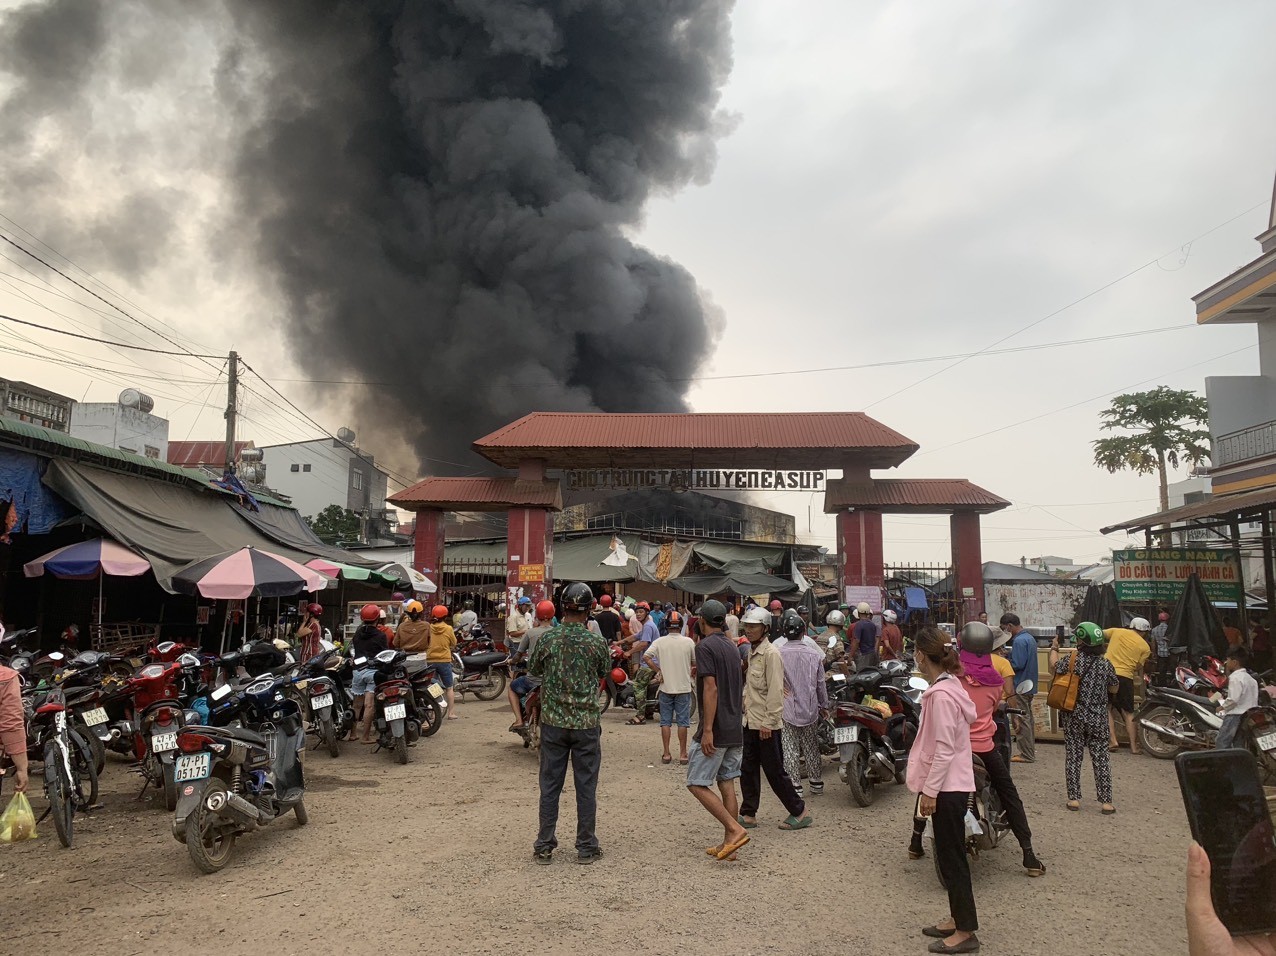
260, 441, 353, 519
69, 403, 169, 459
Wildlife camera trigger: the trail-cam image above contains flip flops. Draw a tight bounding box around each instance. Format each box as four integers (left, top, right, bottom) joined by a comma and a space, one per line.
705, 844, 739, 861
661, 754, 672, 764
736, 815, 757, 829
716, 834, 749, 860
779, 814, 813, 830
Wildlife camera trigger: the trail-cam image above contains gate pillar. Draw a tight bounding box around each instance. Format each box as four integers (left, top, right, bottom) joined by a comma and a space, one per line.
412, 508, 445, 585
837, 509, 884, 596
507, 507, 553, 605
950, 512, 985, 621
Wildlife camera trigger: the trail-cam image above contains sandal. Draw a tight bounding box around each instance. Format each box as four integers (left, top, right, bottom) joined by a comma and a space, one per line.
1066, 800, 1080, 811
661, 754, 672, 764
625, 716, 646, 725
736, 815, 758, 829
1101, 804, 1116, 815
705, 845, 738, 861
928, 935, 980, 954
716, 834, 750, 860
779, 814, 813, 830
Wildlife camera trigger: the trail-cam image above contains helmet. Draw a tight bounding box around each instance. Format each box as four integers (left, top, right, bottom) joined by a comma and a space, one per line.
359, 603, 380, 623
797, 605, 811, 616
635, 602, 651, 612
1158, 611, 1169, 622
517, 596, 532, 606
307, 603, 324, 616
378, 609, 387, 620
856, 602, 872, 617
610, 667, 628, 685
463, 600, 474, 609
535, 600, 556, 621
430, 605, 449, 620
697, 599, 728, 627
404, 600, 424, 616
1075, 621, 1104, 646
667, 611, 681, 625
561, 582, 594, 611
741, 606, 770, 626
768, 600, 782, 611
391, 592, 405, 601
782, 610, 806, 640
959, 622, 995, 655
882, 610, 897, 624
825, 610, 845, 627
1130, 617, 1151, 633
599, 594, 613, 607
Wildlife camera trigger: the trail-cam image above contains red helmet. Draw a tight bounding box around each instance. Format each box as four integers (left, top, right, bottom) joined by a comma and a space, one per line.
599, 594, 613, 607
431, 605, 449, 620
768, 600, 782, 611
359, 603, 380, 622
536, 600, 556, 621
307, 603, 324, 616
667, 611, 681, 625
1158, 612, 1170, 622
635, 601, 651, 611
610, 667, 628, 685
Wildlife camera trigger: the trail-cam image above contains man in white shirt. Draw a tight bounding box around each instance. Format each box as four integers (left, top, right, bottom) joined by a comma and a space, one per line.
644, 628, 696, 764
456, 601, 478, 636
1216, 646, 1259, 749
506, 597, 533, 651
724, 605, 740, 640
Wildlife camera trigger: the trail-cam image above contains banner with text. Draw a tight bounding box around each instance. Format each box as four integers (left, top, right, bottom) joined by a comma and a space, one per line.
565, 469, 825, 492
1112, 548, 1242, 604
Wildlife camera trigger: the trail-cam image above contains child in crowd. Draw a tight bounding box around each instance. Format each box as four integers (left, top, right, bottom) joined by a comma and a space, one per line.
1216, 645, 1258, 750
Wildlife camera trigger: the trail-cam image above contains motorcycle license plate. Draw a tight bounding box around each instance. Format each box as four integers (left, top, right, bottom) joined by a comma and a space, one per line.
174, 752, 211, 782
427, 683, 443, 700
151, 732, 178, 753
384, 703, 407, 721
833, 725, 859, 745
311, 693, 333, 710
81, 707, 109, 727
1258, 731, 1276, 752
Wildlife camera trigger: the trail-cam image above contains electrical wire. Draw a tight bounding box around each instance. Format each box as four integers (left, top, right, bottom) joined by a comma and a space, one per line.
0, 312, 223, 357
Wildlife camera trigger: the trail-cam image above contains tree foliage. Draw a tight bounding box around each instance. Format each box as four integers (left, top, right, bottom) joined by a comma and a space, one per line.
1091, 387, 1210, 512
305, 504, 361, 544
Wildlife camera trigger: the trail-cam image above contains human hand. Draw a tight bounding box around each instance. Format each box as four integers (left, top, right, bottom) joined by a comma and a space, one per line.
1186, 841, 1276, 955
759, 728, 772, 740
918, 794, 936, 817
701, 731, 715, 757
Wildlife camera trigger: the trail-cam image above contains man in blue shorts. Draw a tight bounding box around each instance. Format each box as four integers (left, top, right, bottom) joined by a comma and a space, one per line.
685, 599, 750, 861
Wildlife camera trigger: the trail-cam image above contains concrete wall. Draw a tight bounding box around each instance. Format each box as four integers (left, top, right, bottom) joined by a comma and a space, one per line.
1205, 373, 1276, 440
261, 441, 353, 519
984, 581, 1090, 630
69, 403, 169, 459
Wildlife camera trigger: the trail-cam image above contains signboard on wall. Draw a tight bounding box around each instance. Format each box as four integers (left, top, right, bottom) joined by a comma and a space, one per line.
518, 563, 546, 584
844, 586, 881, 613
565, 469, 825, 492
1112, 548, 1242, 603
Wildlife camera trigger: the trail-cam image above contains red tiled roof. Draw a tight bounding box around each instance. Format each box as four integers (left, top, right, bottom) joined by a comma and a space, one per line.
823, 478, 1010, 514
388, 477, 563, 512
473, 412, 919, 470
167, 440, 254, 468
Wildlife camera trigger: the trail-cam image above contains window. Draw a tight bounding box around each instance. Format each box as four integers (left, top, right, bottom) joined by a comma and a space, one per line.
302, 464, 311, 473
290, 463, 300, 472
352, 470, 363, 490
144, 445, 160, 459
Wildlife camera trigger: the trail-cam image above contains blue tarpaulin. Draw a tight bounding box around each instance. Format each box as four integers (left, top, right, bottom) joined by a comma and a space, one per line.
0, 447, 72, 535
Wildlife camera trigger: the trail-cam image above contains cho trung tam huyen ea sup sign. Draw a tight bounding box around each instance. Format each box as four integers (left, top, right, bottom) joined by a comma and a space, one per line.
1112, 548, 1242, 604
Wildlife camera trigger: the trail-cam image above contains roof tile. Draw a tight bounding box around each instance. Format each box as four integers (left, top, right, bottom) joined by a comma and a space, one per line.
823, 478, 1010, 514
389, 477, 563, 511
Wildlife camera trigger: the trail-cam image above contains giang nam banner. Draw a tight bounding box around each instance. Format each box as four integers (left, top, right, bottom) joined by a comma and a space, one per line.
1111, 548, 1243, 604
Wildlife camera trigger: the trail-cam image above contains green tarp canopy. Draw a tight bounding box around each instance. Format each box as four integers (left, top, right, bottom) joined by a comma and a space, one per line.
667, 571, 799, 597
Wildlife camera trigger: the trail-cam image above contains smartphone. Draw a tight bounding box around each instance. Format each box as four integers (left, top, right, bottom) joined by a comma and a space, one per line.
1175, 750, 1276, 936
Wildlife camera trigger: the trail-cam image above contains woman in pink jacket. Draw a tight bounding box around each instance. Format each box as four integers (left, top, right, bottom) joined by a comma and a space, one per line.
907, 627, 980, 955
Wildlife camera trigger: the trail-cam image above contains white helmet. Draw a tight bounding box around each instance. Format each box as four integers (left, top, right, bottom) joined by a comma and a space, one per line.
1130, 616, 1151, 633
741, 606, 770, 626
825, 610, 845, 627
856, 602, 872, 617
882, 610, 897, 624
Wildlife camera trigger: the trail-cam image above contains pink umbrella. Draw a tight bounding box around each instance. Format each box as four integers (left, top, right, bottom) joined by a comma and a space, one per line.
173, 547, 327, 600
24, 539, 150, 579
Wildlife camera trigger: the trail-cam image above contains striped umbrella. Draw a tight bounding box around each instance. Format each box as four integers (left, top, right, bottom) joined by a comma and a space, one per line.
172, 547, 328, 600
304, 558, 398, 586
23, 539, 150, 580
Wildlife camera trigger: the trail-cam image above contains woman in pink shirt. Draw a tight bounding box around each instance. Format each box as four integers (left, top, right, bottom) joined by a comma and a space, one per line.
0, 663, 29, 794
906, 627, 980, 955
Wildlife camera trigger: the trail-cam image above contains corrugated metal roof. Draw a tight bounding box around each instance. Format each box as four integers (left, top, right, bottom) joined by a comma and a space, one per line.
823, 478, 1010, 514
388, 477, 563, 511
473, 412, 919, 469
1100, 484, 1276, 534
1, 417, 212, 484
167, 440, 254, 468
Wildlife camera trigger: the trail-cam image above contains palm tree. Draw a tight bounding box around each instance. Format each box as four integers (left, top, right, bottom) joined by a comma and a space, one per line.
1092, 387, 1210, 514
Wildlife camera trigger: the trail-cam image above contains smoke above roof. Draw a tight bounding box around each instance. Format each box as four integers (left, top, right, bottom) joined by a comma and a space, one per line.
0, 0, 735, 473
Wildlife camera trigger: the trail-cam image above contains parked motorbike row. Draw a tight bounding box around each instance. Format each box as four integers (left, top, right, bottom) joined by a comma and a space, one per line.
0, 627, 517, 872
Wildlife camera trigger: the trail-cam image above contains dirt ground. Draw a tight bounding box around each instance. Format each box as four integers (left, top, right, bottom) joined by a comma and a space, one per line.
1, 697, 1194, 956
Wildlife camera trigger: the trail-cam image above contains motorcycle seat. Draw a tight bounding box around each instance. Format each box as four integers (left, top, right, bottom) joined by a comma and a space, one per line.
403, 655, 433, 676
460, 651, 506, 668
190, 724, 267, 746
1153, 687, 1214, 707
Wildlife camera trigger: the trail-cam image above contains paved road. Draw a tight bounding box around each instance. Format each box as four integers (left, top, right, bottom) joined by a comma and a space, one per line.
1, 697, 1193, 955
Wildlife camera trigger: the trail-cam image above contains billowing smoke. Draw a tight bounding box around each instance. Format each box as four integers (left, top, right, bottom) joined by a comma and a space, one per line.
0, 0, 735, 473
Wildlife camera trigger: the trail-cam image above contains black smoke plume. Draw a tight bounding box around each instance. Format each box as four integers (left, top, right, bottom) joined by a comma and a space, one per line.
0, 1, 735, 474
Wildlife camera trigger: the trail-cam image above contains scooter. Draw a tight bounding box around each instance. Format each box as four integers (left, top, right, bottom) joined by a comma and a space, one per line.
1137, 684, 1222, 757
834, 673, 926, 807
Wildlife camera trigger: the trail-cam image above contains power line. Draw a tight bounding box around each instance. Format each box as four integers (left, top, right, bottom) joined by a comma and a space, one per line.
0, 312, 224, 357
864, 198, 1272, 410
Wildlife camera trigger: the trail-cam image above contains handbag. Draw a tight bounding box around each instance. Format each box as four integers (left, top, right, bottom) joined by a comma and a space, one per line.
1047, 651, 1081, 712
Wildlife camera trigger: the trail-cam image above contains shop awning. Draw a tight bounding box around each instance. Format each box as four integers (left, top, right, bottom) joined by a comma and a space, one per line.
667, 571, 800, 597
40, 459, 369, 592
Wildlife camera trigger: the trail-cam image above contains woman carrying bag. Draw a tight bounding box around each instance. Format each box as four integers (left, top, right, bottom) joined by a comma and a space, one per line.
1050, 622, 1118, 814
908, 627, 981, 955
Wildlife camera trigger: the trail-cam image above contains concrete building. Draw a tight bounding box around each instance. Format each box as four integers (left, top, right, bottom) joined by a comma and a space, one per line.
0, 378, 74, 432
259, 431, 393, 541
1193, 173, 1276, 496
69, 390, 169, 460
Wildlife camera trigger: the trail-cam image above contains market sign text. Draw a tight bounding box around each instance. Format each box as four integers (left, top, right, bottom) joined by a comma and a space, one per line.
565, 469, 826, 492
1111, 548, 1242, 603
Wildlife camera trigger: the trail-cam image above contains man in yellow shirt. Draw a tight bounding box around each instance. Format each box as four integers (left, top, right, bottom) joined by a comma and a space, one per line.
1104, 619, 1151, 754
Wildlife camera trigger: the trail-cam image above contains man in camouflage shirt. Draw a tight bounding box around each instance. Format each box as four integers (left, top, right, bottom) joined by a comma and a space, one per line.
528, 581, 610, 864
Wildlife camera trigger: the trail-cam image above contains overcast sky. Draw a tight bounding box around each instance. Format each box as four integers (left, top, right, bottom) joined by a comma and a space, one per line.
2, 1, 1274, 566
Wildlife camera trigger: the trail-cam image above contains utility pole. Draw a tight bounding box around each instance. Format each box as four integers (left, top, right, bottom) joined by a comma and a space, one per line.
223, 350, 238, 476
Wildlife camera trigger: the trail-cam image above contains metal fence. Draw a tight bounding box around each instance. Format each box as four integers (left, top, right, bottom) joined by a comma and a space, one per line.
882, 562, 960, 630
437, 558, 507, 618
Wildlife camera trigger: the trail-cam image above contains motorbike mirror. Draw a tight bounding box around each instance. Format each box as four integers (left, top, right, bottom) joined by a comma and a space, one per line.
1014, 679, 1033, 696
907, 676, 929, 692
48, 651, 64, 661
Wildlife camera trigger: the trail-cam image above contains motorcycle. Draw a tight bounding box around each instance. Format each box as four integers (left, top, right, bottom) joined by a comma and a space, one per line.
172, 675, 308, 874
129, 657, 201, 810
401, 656, 448, 739
512, 680, 543, 751
1138, 683, 1276, 770
295, 649, 354, 758
24, 687, 99, 848
834, 669, 925, 807
367, 649, 424, 764
450, 626, 510, 701
931, 750, 1009, 889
